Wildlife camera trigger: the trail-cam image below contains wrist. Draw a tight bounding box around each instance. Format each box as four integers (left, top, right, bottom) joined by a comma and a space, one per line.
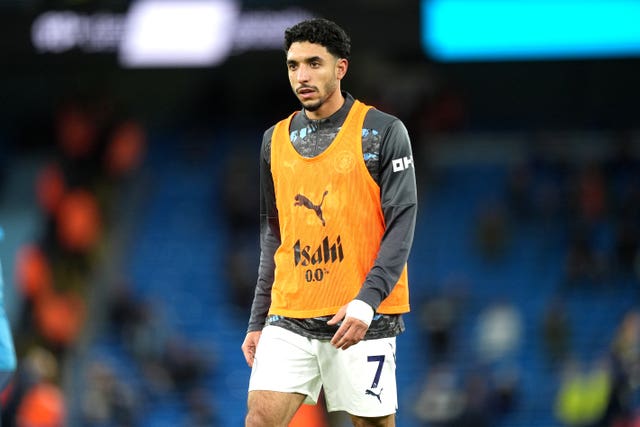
346, 299, 374, 327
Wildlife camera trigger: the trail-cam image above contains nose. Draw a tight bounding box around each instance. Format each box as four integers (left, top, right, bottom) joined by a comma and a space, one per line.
296, 64, 310, 83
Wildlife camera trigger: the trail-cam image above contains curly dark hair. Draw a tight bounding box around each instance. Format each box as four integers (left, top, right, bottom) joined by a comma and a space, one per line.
284, 18, 351, 60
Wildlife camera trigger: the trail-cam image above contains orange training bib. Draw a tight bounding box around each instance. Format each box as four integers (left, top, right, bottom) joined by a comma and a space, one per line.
269, 100, 409, 318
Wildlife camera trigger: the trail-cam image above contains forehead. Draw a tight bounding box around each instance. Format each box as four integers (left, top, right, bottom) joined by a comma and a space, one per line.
286, 41, 332, 61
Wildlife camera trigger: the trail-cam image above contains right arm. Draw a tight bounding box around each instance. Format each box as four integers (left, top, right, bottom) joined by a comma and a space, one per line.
246, 127, 280, 333
241, 216, 279, 367
242, 128, 279, 367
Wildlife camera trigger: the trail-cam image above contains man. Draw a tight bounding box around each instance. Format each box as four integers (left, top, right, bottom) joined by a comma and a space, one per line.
241, 18, 417, 427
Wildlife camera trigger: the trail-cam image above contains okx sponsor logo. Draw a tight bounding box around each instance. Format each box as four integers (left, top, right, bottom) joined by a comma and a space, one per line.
392, 155, 413, 172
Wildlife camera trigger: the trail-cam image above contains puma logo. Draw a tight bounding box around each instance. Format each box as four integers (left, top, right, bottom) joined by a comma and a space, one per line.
366, 388, 383, 403
294, 191, 328, 226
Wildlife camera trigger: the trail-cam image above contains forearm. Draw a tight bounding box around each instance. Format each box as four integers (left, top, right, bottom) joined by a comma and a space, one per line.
247, 223, 279, 332
355, 203, 417, 309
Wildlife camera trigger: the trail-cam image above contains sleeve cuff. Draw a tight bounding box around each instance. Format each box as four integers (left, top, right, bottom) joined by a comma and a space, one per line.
346, 299, 374, 327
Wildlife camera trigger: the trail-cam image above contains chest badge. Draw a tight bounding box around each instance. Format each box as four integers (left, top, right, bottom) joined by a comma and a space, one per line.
334, 150, 356, 174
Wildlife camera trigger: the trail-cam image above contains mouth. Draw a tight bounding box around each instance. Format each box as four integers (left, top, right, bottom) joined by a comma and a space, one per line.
296, 87, 316, 100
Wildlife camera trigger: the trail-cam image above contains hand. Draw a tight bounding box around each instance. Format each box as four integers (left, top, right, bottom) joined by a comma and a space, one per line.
241, 330, 262, 367
327, 304, 369, 350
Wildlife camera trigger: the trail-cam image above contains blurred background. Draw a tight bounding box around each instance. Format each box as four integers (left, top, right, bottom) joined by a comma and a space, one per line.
1, 0, 639, 426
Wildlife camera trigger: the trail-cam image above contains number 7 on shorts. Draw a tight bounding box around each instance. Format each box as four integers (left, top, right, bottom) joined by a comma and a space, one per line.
367, 355, 385, 388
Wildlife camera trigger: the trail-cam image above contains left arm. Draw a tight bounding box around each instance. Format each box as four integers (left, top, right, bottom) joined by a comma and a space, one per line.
329, 118, 418, 349
356, 118, 417, 308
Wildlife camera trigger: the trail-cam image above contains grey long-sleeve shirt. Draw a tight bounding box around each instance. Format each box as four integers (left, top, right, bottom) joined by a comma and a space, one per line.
247, 92, 417, 340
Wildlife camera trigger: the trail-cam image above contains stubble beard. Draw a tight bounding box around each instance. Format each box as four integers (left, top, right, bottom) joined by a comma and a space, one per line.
298, 79, 338, 113
301, 98, 323, 112
296, 87, 324, 112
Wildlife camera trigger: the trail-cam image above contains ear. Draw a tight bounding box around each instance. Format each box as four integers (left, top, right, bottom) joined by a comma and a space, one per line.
336, 58, 348, 81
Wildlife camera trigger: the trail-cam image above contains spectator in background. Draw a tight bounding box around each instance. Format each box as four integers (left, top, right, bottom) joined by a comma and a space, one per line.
107, 279, 145, 341
183, 387, 219, 427
554, 356, 614, 427
2, 89, 149, 425
611, 310, 640, 386
0, 248, 17, 392
474, 299, 523, 416
574, 163, 607, 226
418, 292, 459, 365
81, 360, 139, 427
6, 346, 66, 427
32, 290, 85, 360
505, 162, 534, 222
563, 229, 602, 288
161, 335, 210, 395
417, 279, 467, 366
613, 220, 639, 280
103, 119, 146, 181
562, 162, 614, 288
55, 188, 102, 276
475, 299, 523, 366
474, 202, 511, 262
607, 309, 640, 425
455, 371, 493, 427
541, 296, 572, 369
413, 364, 464, 427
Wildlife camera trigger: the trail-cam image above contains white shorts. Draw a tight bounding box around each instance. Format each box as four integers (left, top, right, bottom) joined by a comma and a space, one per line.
248, 325, 398, 417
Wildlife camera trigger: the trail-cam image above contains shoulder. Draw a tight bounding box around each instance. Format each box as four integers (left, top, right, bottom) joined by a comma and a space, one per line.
261, 124, 276, 163
262, 111, 304, 159
263, 124, 277, 142
363, 106, 410, 148
363, 107, 408, 137
364, 107, 399, 127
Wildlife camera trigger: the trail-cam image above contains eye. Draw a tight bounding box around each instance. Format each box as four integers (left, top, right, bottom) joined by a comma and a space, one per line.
310, 61, 321, 68
287, 63, 298, 71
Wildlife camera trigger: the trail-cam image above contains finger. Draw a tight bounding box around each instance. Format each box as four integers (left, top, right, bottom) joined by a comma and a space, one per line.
331, 318, 354, 346
336, 332, 357, 350
333, 330, 350, 349
242, 342, 256, 366
331, 322, 356, 348
327, 313, 341, 326
330, 325, 347, 346
332, 319, 369, 348
341, 340, 354, 350
241, 332, 261, 367
242, 348, 254, 367
333, 336, 349, 350
327, 306, 347, 325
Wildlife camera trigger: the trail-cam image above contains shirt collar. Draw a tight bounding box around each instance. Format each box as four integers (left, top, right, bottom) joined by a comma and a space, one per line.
301, 91, 355, 127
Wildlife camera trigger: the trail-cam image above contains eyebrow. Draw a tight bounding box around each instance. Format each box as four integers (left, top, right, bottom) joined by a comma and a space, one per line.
287, 55, 324, 65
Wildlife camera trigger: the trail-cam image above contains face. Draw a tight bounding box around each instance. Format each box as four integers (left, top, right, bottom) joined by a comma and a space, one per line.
286, 41, 348, 119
